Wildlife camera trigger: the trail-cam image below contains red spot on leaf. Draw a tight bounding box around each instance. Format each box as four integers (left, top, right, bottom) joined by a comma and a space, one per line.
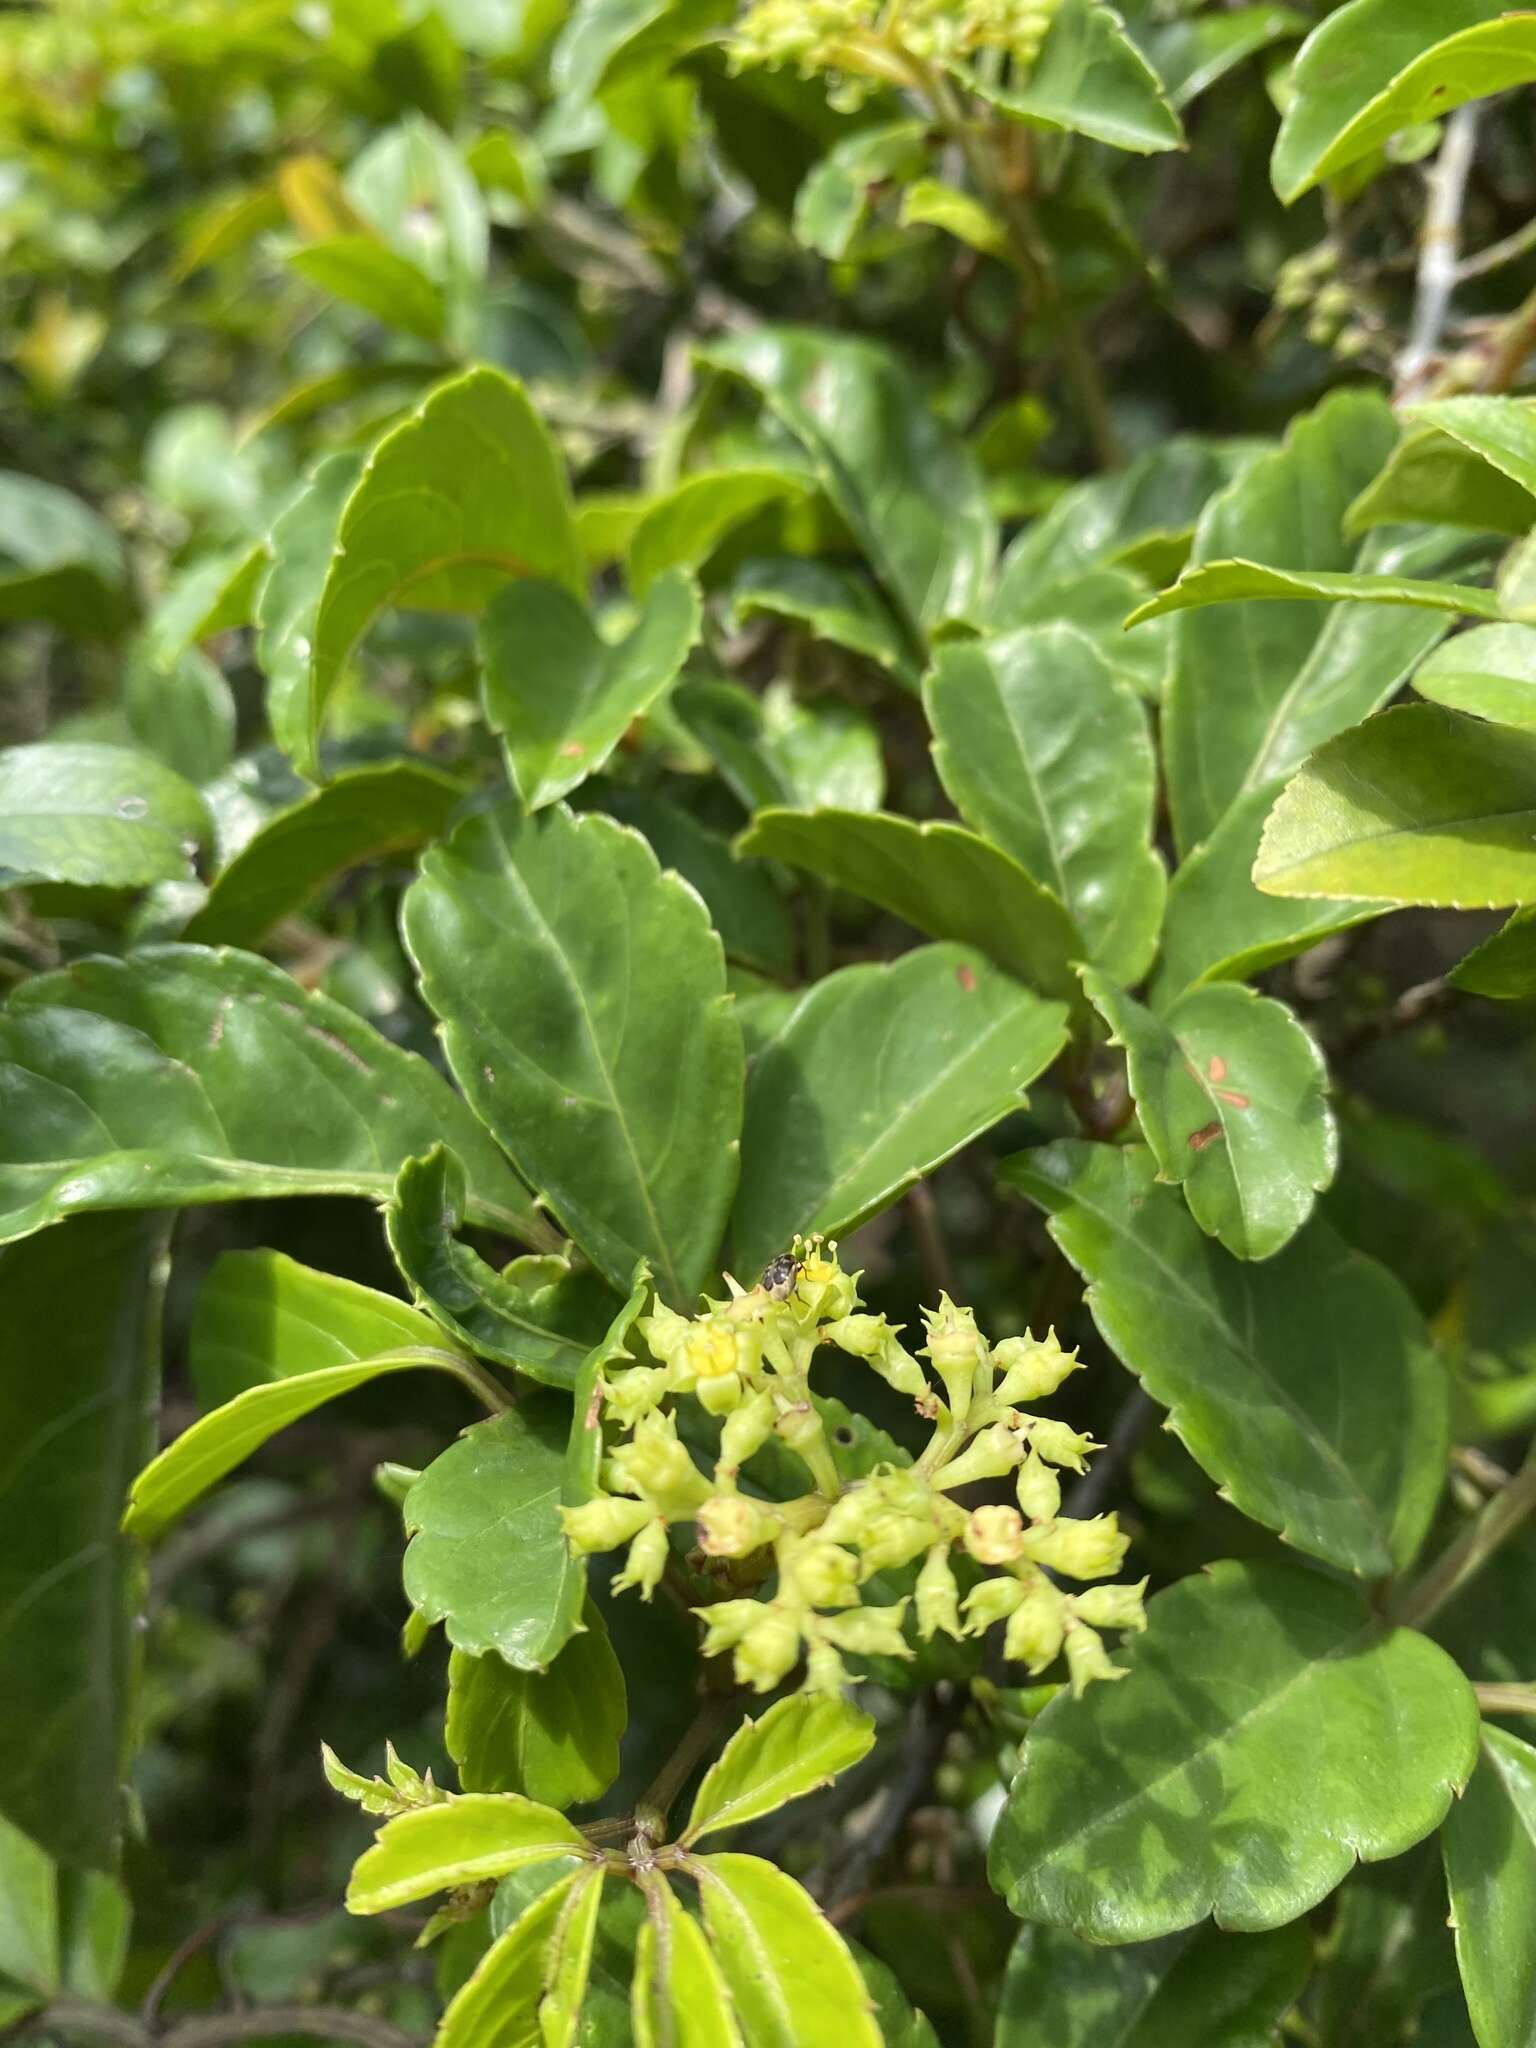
956, 964, 978, 993
1207, 1054, 1228, 1083
1188, 1121, 1224, 1152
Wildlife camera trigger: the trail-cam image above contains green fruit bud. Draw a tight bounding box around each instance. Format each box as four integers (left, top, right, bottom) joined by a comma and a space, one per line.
991, 1328, 1082, 1404
783, 1536, 860, 1608
804, 1637, 850, 1693
824, 1314, 929, 1400
615, 1518, 671, 1599
734, 1606, 803, 1692
694, 1597, 761, 1658
961, 1573, 1025, 1634
561, 1495, 652, 1553
718, 1387, 776, 1475
823, 1601, 912, 1659
1020, 1513, 1129, 1580
1071, 1577, 1149, 1634
915, 1543, 961, 1639
1064, 1619, 1127, 1696
1015, 1450, 1061, 1522
1003, 1572, 1068, 1672
607, 1413, 710, 1514
605, 1365, 671, 1428
934, 1421, 1024, 1492
1025, 1417, 1098, 1474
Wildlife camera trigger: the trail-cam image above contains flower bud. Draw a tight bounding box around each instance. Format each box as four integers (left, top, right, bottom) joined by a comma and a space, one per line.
605, 1366, 671, 1428
695, 1367, 745, 1418
693, 1597, 760, 1657
824, 1315, 929, 1400
1020, 1514, 1128, 1581
1064, 1619, 1128, 1696
935, 1422, 1024, 1492
991, 1328, 1083, 1405
696, 1494, 780, 1559
794, 1243, 857, 1320
1025, 1418, 1099, 1474
964, 1504, 1026, 1566
1003, 1573, 1068, 1673
718, 1387, 776, 1476
915, 1544, 961, 1639
804, 1638, 849, 1694
961, 1573, 1026, 1634
561, 1495, 652, 1553
823, 1601, 912, 1659
1015, 1450, 1061, 1523
1071, 1578, 1149, 1635
614, 1518, 670, 1599
783, 1537, 859, 1609
922, 1295, 988, 1424
734, 1606, 803, 1692
607, 1413, 710, 1514
637, 1300, 693, 1370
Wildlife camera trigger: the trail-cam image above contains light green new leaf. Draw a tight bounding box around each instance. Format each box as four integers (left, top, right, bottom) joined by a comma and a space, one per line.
345, 117, 488, 301
307, 366, 581, 774
627, 467, 812, 597
1152, 784, 1383, 1004
1132, 559, 1501, 629
1255, 704, 1536, 907
996, 1917, 1312, 2046
632, 1882, 744, 2048
1414, 623, 1536, 730
480, 571, 699, 809
1135, 5, 1305, 111
347, 1795, 587, 1914
0, 1814, 57, 2001
1409, 395, 1536, 501
693, 1853, 881, 2048
184, 760, 464, 947
1449, 907, 1536, 999
387, 1147, 617, 1390
968, 0, 1183, 154
541, 1866, 606, 2048
0, 1213, 166, 1869
446, 1611, 625, 1808
792, 121, 931, 261
288, 235, 446, 342
404, 804, 743, 1305
437, 1869, 579, 2048
0, 944, 537, 1246
1347, 423, 1536, 541
990, 1560, 1479, 1941
1083, 971, 1334, 1260
0, 743, 208, 890
1003, 1142, 1446, 1576
1443, 1726, 1536, 2048
0, 471, 132, 636
682, 1695, 876, 1847
188, 1248, 443, 1408
256, 452, 363, 768
926, 624, 1165, 985
1272, 0, 1536, 203
737, 809, 1083, 1004
701, 328, 995, 646
731, 945, 1068, 1274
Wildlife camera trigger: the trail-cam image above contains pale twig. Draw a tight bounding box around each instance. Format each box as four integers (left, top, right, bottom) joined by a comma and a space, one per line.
1398, 105, 1480, 398
1391, 1440, 1536, 1629
5, 2000, 421, 2048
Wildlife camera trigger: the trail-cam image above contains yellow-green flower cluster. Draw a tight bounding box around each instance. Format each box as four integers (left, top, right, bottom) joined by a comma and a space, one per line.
727, 0, 1060, 104
561, 1239, 1145, 1699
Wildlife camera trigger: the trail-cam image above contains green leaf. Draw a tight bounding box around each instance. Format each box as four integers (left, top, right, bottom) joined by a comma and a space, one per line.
0, 743, 208, 889
1449, 907, 1536, 998
1132, 559, 1502, 629
627, 467, 812, 597
1443, 1725, 1536, 2048
1313, 1844, 1459, 2048
1160, 391, 1454, 853
0, 1212, 167, 1868
736, 809, 1083, 1004
731, 945, 1069, 1275
403, 1398, 589, 1669
344, 116, 488, 318
288, 235, 447, 341
996, 1917, 1312, 2046
989, 1559, 1479, 1940
1346, 423, 1536, 541
124, 639, 235, 788
184, 761, 464, 948
387, 1147, 617, 1389
1082, 971, 1335, 1260
792, 121, 931, 261
925, 624, 1165, 985
853, 1948, 940, 2048
188, 1247, 444, 1407
566, 1262, 651, 1509
1413, 623, 1536, 730
347, 1795, 587, 1914
682, 1694, 876, 1847
542, 1865, 606, 2048
446, 1609, 625, 1808
730, 558, 920, 690
599, 790, 797, 981
0, 944, 537, 1246
403, 804, 743, 1305
435, 1868, 580, 2048
1272, 0, 1536, 204
1002, 1142, 1446, 1576
632, 1881, 744, 2048
701, 329, 995, 646
256, 452, 363, 768
308, 365, 581, 775
1151, 784, 1383, 1004
1135, 4, 1306, 111
0, 1813, 55, 2001
676, 676, 886, 814
692, 1852, 881, 2048
990, 563, 1172, 705
480, 571, 700, 810
123, 1343, 484, 1543
1254, 704, 1536, 908
0, 472, 132, 636
968, 0, 1183, 154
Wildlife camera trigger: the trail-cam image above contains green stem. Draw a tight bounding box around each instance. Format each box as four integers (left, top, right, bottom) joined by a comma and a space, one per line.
441, 1354, 516, 1415
1390, 1441, 1536, 1629
639, 1693, 738, 1828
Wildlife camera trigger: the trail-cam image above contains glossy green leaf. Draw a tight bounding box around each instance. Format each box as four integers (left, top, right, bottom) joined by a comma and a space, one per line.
0, 472, 131, 636
437, 1869, 579, 2048
541, 1866, 606, 2048
256, 451, 363, 768
1083, 971, 1335, 1260
792, 120, 931, 260
288, 235, 446, 341
701, 329, 995, 644
737, 809, 1083, 1003
731, 945, 1068, 1274
387, 1147, 616, 1389
997, 1917, 1311, 2046
1151, 784, 1383, 1004
693, 1852, 881, 2048
0, 1813, 55, 2004
347, 1795, 587, 1913
124, 639, 235, 788
405, 805, 740, 1304
1448, 907, 1536, 998
1135, 4, 1306, 110
627, 467, 811, 597
0, 743, 208, 890
308, 365, 581, 774
1413, 623, 1536, 730
676, 677, 885, 815
682, 1694, 875, 1847
1443, 1725, 1536, 2048
990, 563, 1172, 704
480, 571, 699, 809
1272, 0, 1536, 203
0, 1212, 166, 1868
990, 1559, 1479, 1940
188, 1247, 443, 1407
184, 760, 464, 948
1161, 392, 1454, 852
599, 790, 796, 981
969, 0, 1183, 154
0, 944, 536, 1246
1135, 558, 1500, 628
1346, 425, 1536, 541
632, 1881, 744, 2048
1003, 1142, 1446, 1575
926, 624, 1165, 984
730, 557, 919, 689
1254, 704, 1536, 907
446, 1610, 624, 1808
